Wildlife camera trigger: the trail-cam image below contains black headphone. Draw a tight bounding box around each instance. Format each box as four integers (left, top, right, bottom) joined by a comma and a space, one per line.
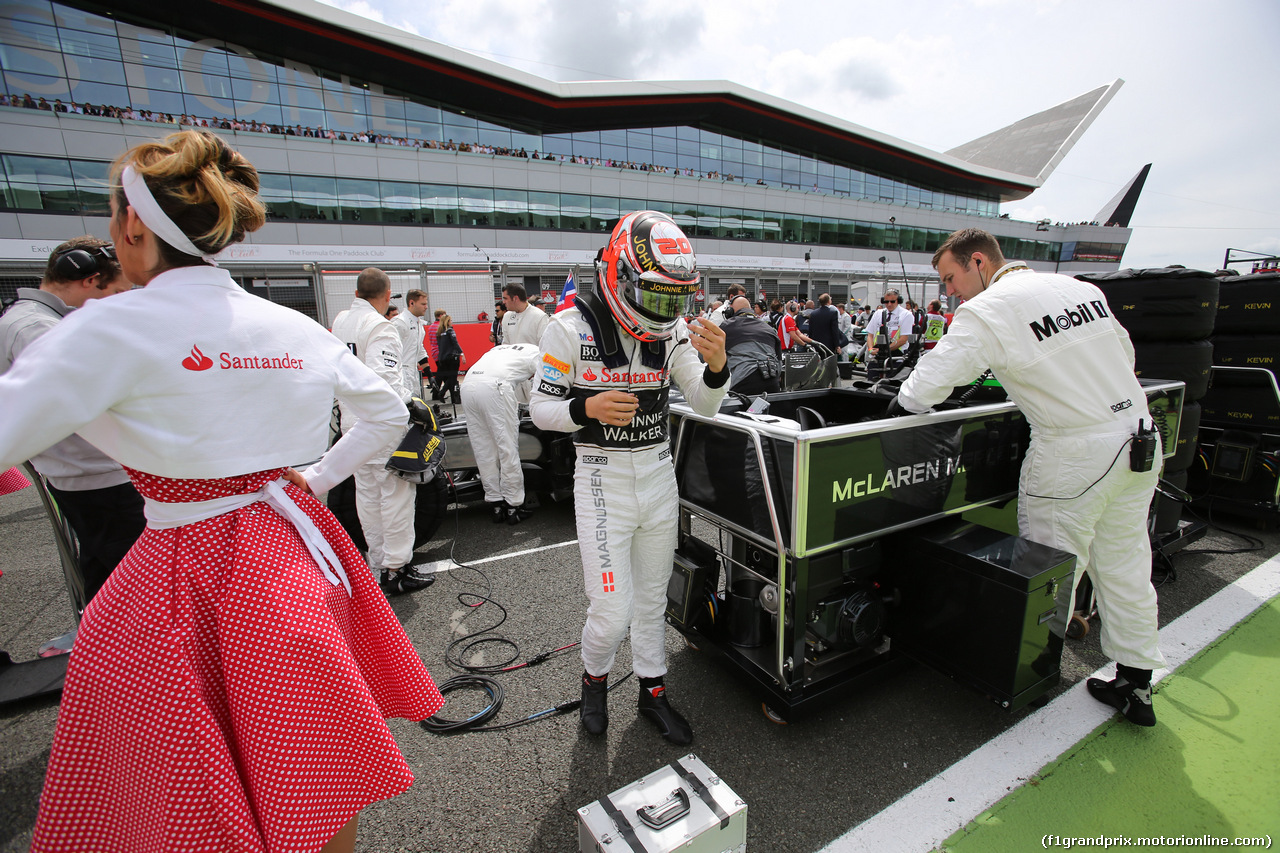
973, 255, 989, 291
52, 245, 116, 281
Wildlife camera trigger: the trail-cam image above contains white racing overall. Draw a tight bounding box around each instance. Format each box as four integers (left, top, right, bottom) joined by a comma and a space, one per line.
899, 263, 1164, 670
530, 296, 728, 678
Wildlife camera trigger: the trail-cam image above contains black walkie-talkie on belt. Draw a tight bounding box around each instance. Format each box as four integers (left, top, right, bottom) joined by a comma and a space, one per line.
1130, 418, 1157, 473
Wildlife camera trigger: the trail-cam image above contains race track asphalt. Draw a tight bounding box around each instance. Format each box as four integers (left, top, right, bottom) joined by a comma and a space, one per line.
2, 482, 1276, 853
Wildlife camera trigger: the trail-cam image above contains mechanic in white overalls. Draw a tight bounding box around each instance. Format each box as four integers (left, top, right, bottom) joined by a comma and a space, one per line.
332, 269, 435, 595
459, 343, 541, 524
894, 228, 1163, 726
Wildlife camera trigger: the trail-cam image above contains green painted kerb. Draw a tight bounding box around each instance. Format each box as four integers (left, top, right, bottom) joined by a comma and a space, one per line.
938, 594, 1280, 852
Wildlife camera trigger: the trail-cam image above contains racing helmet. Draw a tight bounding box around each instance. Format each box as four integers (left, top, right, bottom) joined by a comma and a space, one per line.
597, 210, 700, 342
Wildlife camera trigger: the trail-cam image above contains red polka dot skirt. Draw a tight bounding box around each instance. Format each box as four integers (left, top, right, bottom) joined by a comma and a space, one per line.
30, 469, 444, 853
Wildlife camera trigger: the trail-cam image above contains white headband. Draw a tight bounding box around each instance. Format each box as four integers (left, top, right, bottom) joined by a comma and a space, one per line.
120, 165, 218, 264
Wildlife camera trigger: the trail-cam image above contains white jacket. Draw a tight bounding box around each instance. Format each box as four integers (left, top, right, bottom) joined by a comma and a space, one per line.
460, 343, 540, 404
331, 297, 412, 431
0, 266, 405, 495
899, 264, 1149, 433
391, 310, 428, 395
502, 304, 550, 346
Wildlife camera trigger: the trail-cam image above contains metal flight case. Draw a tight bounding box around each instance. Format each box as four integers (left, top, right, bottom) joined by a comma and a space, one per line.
577, 754, 746, 853
666, 379, 1185, 719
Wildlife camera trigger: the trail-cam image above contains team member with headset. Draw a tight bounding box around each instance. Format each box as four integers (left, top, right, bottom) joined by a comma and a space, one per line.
530, 211, 729, 744
893, 228, 1163, 726
718, 295, 782, 394
0, 130, 443, 852
0, 236, 144, 613
864, 288, 914, 357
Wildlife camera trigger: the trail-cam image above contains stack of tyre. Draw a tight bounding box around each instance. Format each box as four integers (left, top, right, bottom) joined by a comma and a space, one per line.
1076, 266, 1219, 536
1201, 270, 1280, 428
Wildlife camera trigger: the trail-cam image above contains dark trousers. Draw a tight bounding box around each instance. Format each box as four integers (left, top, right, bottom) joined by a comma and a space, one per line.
46, 481, 146, 605
433, 356, 461, 403
732, 372, 782, 396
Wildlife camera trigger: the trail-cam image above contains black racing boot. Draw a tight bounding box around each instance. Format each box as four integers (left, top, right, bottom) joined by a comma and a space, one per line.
490, 501, 508, 523
580, 672, 608, 736
506, 503, 534, 525
637, 678, 693, 745
380, 564, 436, 596
1087, 664, 1155, 727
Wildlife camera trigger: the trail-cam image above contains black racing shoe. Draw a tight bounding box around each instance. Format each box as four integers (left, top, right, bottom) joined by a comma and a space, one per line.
1087, 675, 1156, 727
638, 685, 693, 745
490, 501, 508, 523
506, 504, 534, 526
580, 674, 608, 736
380, 564, 436, 596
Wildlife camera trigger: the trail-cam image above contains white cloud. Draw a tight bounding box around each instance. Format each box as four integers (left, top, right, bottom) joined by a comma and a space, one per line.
313, 0, 1280, 271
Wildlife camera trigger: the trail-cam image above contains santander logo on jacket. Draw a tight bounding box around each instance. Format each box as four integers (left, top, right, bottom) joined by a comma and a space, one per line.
182, 343, 305, 371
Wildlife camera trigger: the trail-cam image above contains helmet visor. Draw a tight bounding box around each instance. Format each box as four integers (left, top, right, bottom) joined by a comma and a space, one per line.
619, 266, 699, 324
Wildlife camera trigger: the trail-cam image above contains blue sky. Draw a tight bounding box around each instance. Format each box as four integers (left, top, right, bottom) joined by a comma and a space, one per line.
319, 0, 1279, 272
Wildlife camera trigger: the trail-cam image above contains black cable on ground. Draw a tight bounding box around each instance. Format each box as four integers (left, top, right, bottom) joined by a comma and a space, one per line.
419, 471, 598, 734
1152, 544, 1177, 589
1148, 475, 1265, 593
1182, 500, 1266, 556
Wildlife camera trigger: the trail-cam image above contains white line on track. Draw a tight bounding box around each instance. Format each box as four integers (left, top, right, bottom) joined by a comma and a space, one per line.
819, 551, 1280, 853
417, 538, 580, 575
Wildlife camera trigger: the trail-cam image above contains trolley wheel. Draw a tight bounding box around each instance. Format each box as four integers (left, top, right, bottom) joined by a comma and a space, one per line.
1066, 613, 1090, 640
684, 636, 701, 652
761, 703, 788, 725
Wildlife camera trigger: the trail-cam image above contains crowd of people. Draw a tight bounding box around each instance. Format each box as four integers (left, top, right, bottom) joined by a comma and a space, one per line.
0, 122, 1169, 851
1, 93, 761, 182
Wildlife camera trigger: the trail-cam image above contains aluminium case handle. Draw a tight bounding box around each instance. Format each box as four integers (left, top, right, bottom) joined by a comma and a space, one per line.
635, 788, 691, 830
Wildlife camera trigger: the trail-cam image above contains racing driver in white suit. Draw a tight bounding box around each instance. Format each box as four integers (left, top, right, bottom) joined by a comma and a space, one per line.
459, 343, 541, 524
893, 228, 1163, 726
332, 268, 434, 596
530, 211, 729, 744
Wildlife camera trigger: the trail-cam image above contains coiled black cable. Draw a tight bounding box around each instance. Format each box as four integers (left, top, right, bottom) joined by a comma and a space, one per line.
419, 469, 613, 734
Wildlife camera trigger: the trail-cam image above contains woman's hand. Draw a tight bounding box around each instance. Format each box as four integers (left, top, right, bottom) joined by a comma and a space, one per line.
282, 467, 314, 496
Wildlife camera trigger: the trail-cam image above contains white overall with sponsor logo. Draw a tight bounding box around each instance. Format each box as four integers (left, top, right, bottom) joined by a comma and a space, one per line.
332, 298, 415, 572
530, 306, 728, 678
899, 263, 1164, 670
459, 343, 540, 508
0, 265, 406, 494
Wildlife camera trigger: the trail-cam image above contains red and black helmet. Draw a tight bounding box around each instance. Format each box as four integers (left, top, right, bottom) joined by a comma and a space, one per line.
596, 210, 700, 342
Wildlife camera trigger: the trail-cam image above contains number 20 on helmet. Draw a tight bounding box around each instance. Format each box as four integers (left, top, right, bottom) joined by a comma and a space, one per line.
596, 210, 700, 342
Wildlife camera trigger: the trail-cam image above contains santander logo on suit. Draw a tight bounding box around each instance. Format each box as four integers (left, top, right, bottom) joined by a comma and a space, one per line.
182, 344, 305, 372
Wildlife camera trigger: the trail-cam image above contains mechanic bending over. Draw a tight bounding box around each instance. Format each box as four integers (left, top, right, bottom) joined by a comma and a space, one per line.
459, 342, 541, 525
892, 227, 1163, 726
530, 211, 729, 744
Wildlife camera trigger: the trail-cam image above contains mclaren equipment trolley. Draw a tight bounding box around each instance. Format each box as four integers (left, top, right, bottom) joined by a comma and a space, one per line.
666, 380, 1185, 719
